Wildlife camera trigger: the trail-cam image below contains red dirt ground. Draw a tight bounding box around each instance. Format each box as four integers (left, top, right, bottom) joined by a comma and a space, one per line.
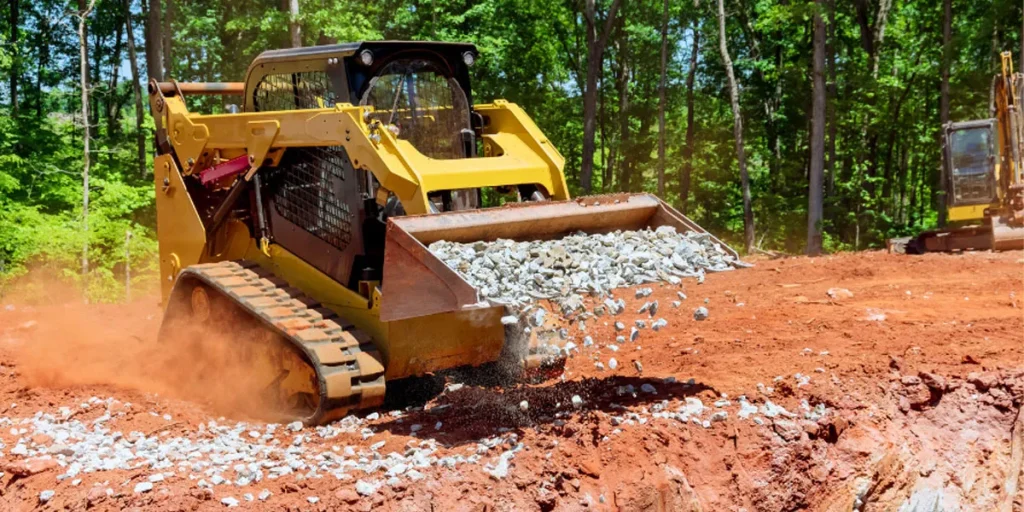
0, 250, 1022, 511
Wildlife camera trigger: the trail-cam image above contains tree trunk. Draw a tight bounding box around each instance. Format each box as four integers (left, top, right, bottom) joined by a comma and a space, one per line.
716, 0, 754, 253
680, 25, 699, 214
615, 30, 631, 191
35, 13, 49, 118
897, 141, 909, 224
580, 0, 623, 193
145, 0, 163, 81
826, 0, 836, 196
162, 0, 174, 79
913, 140, 922, 225
766, 46, 782, 189
78, 0, 98, 288
123, 0, 147, 177
938, 0, 951, 227
854, 0, 893, 79
870, 0, 893, 79
991, 12, 999, 67
90, 29, 102, 130
581, 4, 600, 193
289, 0, 301, 47
808, 1, 826, 255
600, 75, 613, 191
656, 0, 669, 197
106, 18, 125, 136
9, 0, 19, 116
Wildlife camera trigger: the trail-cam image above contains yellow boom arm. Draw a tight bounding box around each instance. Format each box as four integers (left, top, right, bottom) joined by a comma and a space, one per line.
150, 92, 569, 216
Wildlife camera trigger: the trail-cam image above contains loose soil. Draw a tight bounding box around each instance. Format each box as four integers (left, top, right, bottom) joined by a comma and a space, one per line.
0, 250, 1021, 511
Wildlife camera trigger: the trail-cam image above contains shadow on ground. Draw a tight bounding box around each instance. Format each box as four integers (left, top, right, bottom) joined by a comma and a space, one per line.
369, 373, 717, 448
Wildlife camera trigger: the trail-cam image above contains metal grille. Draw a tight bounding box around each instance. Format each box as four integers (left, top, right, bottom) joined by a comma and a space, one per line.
271, 146, 354, 250
254, 72, 336, 112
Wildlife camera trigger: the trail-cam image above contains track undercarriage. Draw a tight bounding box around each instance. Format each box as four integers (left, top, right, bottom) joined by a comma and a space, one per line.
159, 261, 386, 424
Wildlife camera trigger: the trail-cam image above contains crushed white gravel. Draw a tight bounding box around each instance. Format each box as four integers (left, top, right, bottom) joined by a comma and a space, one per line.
429, 227, 748, 315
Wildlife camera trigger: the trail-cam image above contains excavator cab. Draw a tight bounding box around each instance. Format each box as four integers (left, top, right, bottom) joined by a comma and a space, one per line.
944, 119, 999, 220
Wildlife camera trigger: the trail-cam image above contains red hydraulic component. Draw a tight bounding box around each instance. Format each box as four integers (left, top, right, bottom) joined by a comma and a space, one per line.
200, 155, 249, 185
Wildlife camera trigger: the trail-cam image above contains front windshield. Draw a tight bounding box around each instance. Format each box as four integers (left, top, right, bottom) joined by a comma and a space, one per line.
359, 59, 471, 159
949, 127, 993, 176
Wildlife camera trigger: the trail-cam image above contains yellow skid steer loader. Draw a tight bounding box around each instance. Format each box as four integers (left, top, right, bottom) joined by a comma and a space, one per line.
149, 41, 736, 423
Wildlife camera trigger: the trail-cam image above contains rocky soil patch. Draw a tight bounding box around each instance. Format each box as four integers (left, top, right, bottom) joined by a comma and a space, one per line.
0, 250, 1020, 511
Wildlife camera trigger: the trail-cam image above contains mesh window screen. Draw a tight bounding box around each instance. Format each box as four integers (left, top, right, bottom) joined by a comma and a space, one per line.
359, 59, 471, 159
271, 146, 355, 250
254, 72, 336, 112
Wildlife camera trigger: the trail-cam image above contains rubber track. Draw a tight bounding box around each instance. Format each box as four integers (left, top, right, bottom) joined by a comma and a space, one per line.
177, 260, 385, 424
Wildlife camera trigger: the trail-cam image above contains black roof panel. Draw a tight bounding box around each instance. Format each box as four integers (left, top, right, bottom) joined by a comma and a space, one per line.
252, 41, 477, 66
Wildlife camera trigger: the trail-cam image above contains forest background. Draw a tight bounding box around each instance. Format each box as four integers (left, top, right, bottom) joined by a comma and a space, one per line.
0, 0, 1021, 301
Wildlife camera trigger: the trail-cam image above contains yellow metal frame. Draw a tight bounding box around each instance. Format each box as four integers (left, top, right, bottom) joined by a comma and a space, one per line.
154, 154, 207, 300
153, 93, 567, 216
236, 241, 504, 380
947, 203, 991, 223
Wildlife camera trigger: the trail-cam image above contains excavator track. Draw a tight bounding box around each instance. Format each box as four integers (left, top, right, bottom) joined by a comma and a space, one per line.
159, 260, 385, 425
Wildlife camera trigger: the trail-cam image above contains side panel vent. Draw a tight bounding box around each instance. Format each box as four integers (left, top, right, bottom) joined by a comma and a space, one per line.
271, 146, 355, 251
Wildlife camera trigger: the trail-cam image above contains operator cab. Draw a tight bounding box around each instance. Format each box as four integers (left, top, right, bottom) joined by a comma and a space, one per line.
242, 42, 484, 289
246, 41, 477, 159
944, 119, 998, 208
356, 54, 474, 161
245, 41, 485, 213
355, 53, 480, 211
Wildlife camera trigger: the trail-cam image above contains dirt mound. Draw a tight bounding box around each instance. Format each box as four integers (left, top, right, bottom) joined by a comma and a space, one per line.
0, 250, 1020, 511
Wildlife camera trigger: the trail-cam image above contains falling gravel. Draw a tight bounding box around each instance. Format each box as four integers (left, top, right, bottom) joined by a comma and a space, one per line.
429, 226, 747, 314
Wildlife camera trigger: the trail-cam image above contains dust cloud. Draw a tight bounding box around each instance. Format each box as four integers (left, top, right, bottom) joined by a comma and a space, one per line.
9, 299, 299, 421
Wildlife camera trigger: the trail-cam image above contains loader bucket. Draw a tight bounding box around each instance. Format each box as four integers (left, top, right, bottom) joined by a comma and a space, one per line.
379, 193, 736, 322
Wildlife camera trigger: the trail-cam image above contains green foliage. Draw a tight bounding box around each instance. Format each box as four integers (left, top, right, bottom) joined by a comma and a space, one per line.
1, 0, 1021, 302
0, 92, 156, 302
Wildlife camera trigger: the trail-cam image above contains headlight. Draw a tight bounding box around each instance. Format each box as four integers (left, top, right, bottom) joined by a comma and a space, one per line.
359, 50, 374, 67
462, 51, 476, 67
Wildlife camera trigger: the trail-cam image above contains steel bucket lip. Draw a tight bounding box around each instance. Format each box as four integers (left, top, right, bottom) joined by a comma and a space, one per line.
389, 193, 675, 244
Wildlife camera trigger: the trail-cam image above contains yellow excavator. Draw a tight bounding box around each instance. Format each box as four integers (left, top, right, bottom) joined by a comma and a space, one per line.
148, 41, 736, 423
900, 51, 1024, 253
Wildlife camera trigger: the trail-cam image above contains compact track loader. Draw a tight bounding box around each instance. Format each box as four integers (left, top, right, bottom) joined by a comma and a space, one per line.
149, 41, 735, 424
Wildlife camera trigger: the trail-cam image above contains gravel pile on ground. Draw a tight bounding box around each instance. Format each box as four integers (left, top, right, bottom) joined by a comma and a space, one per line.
429, 226, 748, 315
0, 367, 834, 505
0, 398, 524, 496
